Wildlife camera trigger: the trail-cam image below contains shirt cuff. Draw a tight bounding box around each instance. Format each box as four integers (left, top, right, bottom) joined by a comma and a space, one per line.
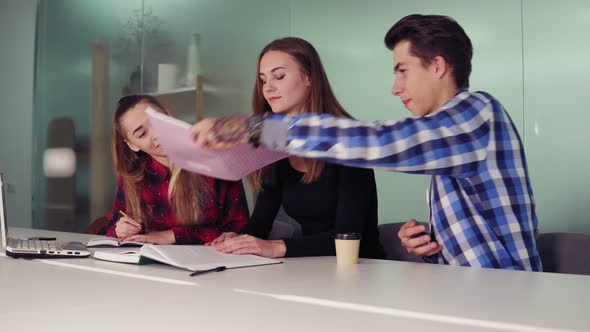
261, 114, 291, 151
171, 227, 185, 244
422, 254, 439, 264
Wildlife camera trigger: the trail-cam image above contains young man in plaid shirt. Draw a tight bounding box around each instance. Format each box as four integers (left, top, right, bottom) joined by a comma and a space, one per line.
191, 14, 541, 271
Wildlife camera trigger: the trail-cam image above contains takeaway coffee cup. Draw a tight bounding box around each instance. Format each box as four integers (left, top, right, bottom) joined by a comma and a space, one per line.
334, 233, 361, 264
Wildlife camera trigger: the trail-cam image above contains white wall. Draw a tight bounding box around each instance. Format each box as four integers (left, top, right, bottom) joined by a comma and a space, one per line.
0, 0, 38, 228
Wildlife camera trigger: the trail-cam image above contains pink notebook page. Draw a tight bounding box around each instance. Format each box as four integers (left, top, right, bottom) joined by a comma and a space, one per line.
146, 108, 289, 181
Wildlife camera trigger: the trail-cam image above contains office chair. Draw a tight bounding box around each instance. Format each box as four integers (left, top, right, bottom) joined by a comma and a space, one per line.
44, 117, 76, 231
378, 223, 424, 263
86, 215, 108, 235
537, 233, 590, 275
267, 206, 302, 240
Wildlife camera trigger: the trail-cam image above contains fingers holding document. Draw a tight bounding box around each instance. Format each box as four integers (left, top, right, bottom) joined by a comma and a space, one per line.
189, 118, 215, 148
189, 115, 253, 149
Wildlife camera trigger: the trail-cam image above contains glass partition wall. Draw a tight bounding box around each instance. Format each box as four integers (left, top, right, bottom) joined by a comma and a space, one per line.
33, 0, 290, 232
31, 0, 590, 234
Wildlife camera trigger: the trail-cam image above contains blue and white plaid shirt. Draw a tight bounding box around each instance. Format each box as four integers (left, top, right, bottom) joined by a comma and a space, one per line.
261, 90, 541, 271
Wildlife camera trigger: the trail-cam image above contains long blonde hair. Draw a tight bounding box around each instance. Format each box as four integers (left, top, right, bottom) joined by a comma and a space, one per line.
249, 37, 353, 189
112, 95, 210, 226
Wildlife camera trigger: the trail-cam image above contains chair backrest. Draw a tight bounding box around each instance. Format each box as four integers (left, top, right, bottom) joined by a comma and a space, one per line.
378, 223, 423, 263
267, 206, 302, 240
45, 117, 76, 232
86, 216, 108, 235
537, 233, 590, 275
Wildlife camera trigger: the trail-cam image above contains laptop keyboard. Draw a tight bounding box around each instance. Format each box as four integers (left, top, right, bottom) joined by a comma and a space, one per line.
15, 239, 57, 250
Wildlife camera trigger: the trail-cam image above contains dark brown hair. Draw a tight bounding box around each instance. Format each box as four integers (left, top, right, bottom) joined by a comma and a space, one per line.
112, 94, 209, 226
384, 14, 473, 89
249, 37, 353, 189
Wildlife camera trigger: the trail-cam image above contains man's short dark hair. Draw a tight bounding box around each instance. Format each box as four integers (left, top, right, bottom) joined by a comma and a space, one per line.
384, 14, 473, 89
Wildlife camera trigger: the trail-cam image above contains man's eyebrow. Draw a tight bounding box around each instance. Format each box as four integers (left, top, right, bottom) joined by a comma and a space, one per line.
394, 62, 405, 71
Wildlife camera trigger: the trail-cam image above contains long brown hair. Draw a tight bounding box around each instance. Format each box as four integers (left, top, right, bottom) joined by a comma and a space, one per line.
249, 37, 353, 188
112, 94, 210, 226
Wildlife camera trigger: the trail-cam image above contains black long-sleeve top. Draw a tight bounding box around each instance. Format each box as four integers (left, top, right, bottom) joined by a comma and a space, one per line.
241, 159, 384, 258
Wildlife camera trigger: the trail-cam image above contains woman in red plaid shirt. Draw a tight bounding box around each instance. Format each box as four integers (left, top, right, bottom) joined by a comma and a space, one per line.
104, 95, 249, 245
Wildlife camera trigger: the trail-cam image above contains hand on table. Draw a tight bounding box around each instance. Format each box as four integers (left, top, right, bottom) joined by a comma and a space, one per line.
213, 234, 286, 258
206, 232, 238, 246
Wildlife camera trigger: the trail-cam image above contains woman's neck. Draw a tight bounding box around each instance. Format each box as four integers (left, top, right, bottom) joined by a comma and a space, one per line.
152, 155, 170, 168
288, 156, 308, 172
285, 104, 308, 117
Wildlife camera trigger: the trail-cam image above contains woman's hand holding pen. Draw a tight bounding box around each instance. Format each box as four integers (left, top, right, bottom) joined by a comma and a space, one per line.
115, 211, 143, 239
115, 209, 174, 244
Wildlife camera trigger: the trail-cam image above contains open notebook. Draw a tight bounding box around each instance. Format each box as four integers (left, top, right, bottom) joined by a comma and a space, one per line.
92, 245, 281, 271
146, 108, 289, 181
86, 237, 144, 248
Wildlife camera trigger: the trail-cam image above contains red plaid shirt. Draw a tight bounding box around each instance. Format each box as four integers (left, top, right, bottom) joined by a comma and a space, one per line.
105, 158, 249, 244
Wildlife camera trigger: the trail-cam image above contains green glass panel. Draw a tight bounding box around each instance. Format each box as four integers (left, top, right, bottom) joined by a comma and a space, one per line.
523, 0, 590, 233
35, 0, 142, 231
31, 0, 589, 235
142, 0, 290, 210
291, 0, 523, 224
34, 0, 291, 226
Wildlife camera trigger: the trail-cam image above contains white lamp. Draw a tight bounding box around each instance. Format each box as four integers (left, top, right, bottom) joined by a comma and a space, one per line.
43, 148, 76, 178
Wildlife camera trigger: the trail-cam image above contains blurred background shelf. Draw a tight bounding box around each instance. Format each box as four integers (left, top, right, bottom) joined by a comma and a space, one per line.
149, 85, 195, 96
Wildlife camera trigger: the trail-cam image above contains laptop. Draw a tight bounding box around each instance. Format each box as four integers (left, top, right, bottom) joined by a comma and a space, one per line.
0, 172, 90, 258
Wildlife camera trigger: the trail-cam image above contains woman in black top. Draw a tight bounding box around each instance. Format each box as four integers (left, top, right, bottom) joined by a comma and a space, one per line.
208, 37, 384, 259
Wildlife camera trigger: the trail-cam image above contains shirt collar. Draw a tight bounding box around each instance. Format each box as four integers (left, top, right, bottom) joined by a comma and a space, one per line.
147, 157, 170, 179
428, 89, 469, 117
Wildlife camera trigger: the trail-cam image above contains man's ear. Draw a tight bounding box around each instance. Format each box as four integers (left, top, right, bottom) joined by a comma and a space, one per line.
432, 55, 449, 80
125, 139, 140, 152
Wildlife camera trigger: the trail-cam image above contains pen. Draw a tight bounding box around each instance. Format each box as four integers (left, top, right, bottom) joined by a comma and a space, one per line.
119, 210, 142, 230
189, 266, 226, 277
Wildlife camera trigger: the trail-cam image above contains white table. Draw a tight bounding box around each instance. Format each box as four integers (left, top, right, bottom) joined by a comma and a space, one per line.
1, 228, 588, 332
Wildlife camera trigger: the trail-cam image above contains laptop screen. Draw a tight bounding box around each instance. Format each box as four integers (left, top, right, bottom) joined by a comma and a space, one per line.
0, 172, 8, 248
